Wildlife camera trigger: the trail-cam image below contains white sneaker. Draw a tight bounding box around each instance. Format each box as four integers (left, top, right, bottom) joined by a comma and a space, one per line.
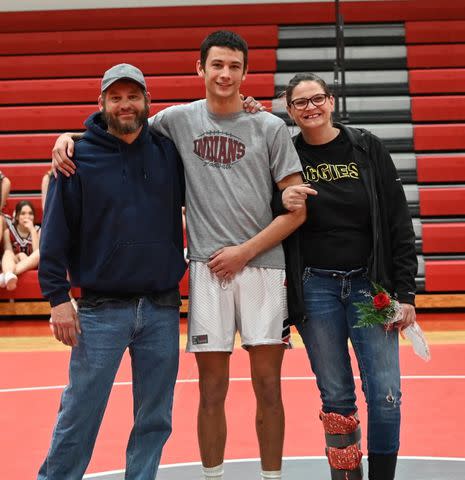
5, 272, 17, 291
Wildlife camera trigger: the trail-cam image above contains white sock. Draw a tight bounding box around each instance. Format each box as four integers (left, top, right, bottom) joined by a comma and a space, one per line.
203, 463, 224, 479
4, 272, 17, 290
4, 272, 16, 283
0, 273, 5, 288
261, 470, 282, 479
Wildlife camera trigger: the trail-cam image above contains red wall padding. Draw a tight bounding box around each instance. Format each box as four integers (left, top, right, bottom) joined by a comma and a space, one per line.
0, 268, 188, 300
0, 25, 278, 55
407, 44, 465, 68
419, 187, 465, 216
1, 105, 97, 131
425, 260, 465, 291
0, 270, 42, 300
414, 124, 465, 151
417, 154, 465, 183
1, 100, 274, 132
179, 270, 189, 297
1, 1, 465, 33
0, 163, 49, 191
409, 69, 465, 94
0, 50, 275, 80
411, 96, 465, 122
0, 74, 275, 107
405, 21, 465, 44
422, 223, 465, 253
0, 135, 57, 161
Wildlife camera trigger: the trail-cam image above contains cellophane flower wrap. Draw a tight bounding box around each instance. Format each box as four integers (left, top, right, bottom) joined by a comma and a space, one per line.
355, 282, 430, 361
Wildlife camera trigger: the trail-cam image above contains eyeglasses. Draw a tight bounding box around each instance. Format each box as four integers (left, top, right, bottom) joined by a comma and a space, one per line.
289, 94, 329, 110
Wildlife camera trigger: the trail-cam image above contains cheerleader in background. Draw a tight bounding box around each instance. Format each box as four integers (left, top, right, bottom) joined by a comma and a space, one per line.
1, 200, 40, 290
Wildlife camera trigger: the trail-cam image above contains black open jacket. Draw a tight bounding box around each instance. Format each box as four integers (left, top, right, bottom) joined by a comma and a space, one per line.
274, 123, 418, 325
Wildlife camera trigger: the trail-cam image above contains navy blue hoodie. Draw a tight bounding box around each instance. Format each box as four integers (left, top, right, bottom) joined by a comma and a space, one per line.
39, 112, 186, 307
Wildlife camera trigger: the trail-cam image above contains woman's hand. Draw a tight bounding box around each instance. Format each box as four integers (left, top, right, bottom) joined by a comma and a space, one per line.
282, 183, 318, 211
23, 218, 35, 232
395, 303, 416, 331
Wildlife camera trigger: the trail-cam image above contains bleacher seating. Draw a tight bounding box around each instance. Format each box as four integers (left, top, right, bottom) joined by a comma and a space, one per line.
409, 69, 465, 94
1, 0, 464, 319
0, 164, 49, 191
417, 154, 465, 183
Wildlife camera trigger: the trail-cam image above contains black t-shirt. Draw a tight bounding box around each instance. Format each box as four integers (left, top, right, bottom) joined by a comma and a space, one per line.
296, 129, 372, 270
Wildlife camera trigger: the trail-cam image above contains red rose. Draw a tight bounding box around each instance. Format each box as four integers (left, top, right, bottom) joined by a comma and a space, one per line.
373, 292, 391, 310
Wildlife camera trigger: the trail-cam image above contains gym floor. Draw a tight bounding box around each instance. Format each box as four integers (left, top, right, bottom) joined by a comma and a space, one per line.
1, 320, 464, 479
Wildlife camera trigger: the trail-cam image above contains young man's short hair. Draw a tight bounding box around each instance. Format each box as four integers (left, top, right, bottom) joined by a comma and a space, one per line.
200, 30, 248, 71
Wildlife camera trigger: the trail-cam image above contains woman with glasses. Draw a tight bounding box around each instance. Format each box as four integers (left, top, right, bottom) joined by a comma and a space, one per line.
282, 73, 417, 480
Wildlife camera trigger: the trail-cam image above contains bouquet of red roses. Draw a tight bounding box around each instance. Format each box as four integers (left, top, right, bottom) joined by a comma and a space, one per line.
355, 283, 431, 361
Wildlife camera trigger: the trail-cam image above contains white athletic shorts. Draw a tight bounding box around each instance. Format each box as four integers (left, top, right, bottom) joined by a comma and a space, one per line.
186, 261, 290, 352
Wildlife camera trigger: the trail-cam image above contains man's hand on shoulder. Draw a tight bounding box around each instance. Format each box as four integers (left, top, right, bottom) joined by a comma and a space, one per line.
50, 301, 81, 347
52, 133, 80, 177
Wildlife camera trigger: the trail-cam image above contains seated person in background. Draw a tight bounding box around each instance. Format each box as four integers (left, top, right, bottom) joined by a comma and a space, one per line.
41, 169, 53, 211
0, 170, 11, 211
0, 170, 12, 238
0, 200, 40, 290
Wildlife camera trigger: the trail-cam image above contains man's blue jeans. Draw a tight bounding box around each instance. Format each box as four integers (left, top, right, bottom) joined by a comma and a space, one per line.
38, 297, 180, 479
296, 268, 401, 454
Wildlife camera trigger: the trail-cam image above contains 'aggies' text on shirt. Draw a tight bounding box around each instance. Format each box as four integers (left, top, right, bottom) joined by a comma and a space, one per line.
303, 162, 359, 183
193, 131, 246, 169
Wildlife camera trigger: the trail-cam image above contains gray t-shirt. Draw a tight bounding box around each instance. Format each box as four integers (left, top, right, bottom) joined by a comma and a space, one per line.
149, 99, 302, 269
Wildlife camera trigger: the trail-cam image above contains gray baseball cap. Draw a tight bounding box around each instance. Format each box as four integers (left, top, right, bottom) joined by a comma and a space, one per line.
101, 63, 146, 92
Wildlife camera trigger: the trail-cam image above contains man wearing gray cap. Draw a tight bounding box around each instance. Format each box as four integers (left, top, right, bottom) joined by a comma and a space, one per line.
37, 63, 186, 480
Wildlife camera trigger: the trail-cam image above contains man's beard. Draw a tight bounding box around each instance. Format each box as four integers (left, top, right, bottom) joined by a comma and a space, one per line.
102, 101, 149, 135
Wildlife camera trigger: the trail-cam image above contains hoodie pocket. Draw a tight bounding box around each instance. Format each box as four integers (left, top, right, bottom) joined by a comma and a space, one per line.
97, 241, 186, 292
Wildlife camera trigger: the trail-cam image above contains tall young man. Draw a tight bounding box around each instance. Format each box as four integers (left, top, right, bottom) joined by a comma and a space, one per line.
152, 32, 307, 480
52, 31, 315, 480
39, 64, 186, 479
